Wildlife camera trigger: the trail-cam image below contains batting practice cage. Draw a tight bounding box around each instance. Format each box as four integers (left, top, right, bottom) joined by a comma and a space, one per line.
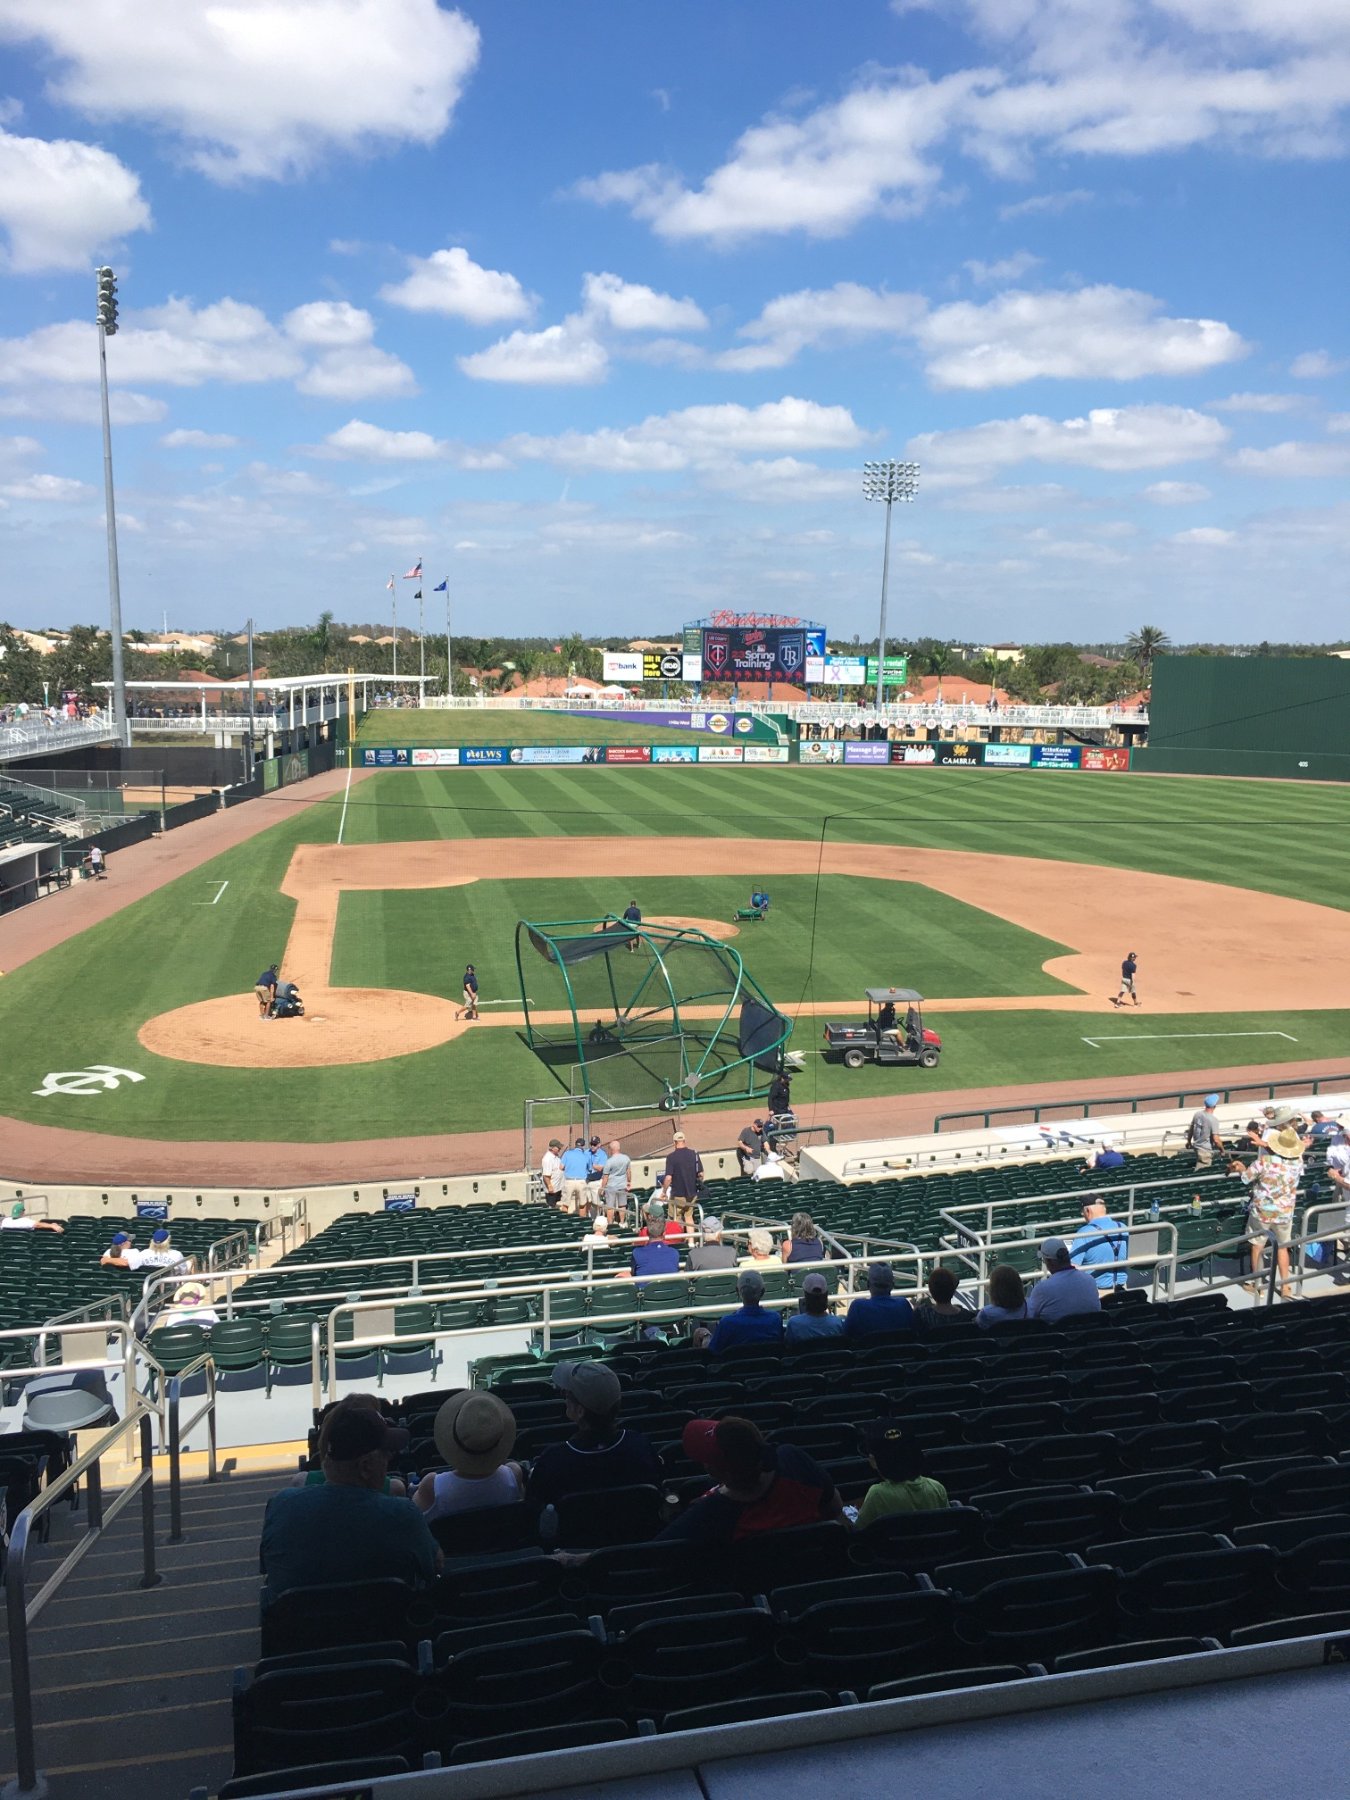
515, 915, 793, 1113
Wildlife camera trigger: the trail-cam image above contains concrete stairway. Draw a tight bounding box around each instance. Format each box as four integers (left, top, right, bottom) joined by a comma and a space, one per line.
0, 1467, 278, 1800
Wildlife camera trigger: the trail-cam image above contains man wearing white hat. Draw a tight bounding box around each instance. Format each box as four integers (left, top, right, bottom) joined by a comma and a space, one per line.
1230, 1126, 1303, 1300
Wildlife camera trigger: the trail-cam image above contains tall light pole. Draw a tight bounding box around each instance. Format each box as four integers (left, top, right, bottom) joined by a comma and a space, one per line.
96, 267, 129, 744
862, 460, 920, 709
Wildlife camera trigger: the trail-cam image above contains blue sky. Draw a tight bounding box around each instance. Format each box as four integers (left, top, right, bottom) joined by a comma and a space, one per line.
1, 0, 1348, 641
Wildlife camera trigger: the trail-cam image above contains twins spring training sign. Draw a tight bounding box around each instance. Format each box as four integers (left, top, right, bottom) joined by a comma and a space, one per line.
701, 627, 825, 683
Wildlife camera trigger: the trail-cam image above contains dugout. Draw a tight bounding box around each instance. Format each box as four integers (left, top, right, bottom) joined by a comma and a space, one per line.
1133, 656, 1350, 782
515, 915, 792, 1113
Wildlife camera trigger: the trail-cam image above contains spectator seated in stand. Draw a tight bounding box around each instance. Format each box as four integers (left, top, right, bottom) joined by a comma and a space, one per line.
689, 1216, 738, 1272
580, 1215, 612, 1250
1026, 1238, 1102, 1322
856, 1422, 950, 1528
636, 1200, 685, 1244
157, 1281, 219, 1331
738, 1228, 776, 1268
844, 1263, 917, 1339
261, 1401, 436, 1606
413, 1392, 522, 1522
1085, 1134, 1127, 1172
137, 1228, 193, 1274
704, 1270, 784, 1354
628, 1209, 682, 1287
1, 1201, 63, 1234
977, 1263, 1029, 1327
524, 1361, 660, 1517
1072, 1196, 1130, 1291
288, 1396, 408, 1496
785, 1271, 844, 1342
914, 1265, 967, 1327
780, 1212, 825, 1264
658, 1416, 842, 1544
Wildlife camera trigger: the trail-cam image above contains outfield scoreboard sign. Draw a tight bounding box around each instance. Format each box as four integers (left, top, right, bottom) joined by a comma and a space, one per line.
602, 650, 704, 683
805, 655, 868, 686
864, 655, 910, 685
700, 626, 825, 683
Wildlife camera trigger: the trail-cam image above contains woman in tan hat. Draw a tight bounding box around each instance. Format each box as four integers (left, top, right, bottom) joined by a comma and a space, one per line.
413, 1391, 522, 1522
1230, 1125, 1303, 1300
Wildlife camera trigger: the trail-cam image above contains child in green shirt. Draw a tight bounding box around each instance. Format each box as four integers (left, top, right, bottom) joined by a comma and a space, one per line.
856, 1420, 949, 1529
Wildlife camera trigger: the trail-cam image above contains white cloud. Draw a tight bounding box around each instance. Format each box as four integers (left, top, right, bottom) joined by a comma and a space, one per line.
161, 428, 240, 449
911, 404, 1229, 474
580, 272, 708, 333
1328, 414, 1350, 433
282, 301, 374, 347
0, 0, 481, 182
0, 472, 92, 501
1172, 525, 1235, 544
508, 397, 866, 474
1229, 439, 1350, 476
316, 419, 449, 462
721, 282, 927, 372
700, 457, 858, 503
0, 432, 41, 464
1290, 349, 1349, 377
917, 286, 1248, 389
1209, 391, 1305, 413
998, 187, 1094, 219
0, 124, 150, 271
0, 385, 165, 425
964, 250, 1041, 284
295, 345, 417, 400
1143, 479, 1212, 503
458, 317, 609, 386
379, 246, 534, 324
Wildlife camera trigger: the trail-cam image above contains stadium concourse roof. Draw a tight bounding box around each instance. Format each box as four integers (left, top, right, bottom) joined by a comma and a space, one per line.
96, 674, 433, 692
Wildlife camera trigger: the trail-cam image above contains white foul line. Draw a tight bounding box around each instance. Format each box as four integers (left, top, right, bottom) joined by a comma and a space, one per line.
211, 880, 228, 905
1082, 1030, 1299, 1049
337, 754, 353, 846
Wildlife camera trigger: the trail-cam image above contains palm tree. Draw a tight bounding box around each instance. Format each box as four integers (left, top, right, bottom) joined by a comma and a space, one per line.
311, 610, 334, 670
925, 644, 952, 679
1126, 625, 1170, 672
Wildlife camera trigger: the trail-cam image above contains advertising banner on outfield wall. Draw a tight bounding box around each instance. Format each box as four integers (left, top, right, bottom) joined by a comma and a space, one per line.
1032, 745, 1082, 769
844, 742, 891, 764
461, 746, 509, 765
892, 743, 937, 764
601, 652, 644, 682
362, 747, 410, 766
699, 744, 744, 762
603, 746, 652, 763
984, 743, 1033, 766
411, 747, 461, 765
509, 746, 600, 764
800, 741, 844, 763
652, 745, 698, 763
938, 742, 983, 766
743, 745, 790, 762
805, 655, 869, 686
1082, 747, 1131, 771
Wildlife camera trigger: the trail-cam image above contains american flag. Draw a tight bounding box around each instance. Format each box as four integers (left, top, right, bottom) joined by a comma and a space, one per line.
403, 560, 422, 579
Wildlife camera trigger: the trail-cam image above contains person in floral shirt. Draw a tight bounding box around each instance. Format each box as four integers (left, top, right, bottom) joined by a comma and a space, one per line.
1231, 1125, 1303, 1300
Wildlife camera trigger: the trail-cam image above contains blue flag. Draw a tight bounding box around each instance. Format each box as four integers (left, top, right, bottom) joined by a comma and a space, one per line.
433, 579, 447, 592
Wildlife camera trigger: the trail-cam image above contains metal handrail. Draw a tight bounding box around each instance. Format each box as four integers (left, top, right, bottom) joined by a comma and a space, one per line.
934, 1077, 1350, 1134
4, 1400, 161, 1796
36, 1293, 129, 1331
938, 1170, 1240, 1242
167, 1353, 218, 1541
206, 1226, 253, 1276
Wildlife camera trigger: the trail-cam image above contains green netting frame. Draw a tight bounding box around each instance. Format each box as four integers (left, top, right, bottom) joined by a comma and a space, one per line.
514, 914, 792, 1112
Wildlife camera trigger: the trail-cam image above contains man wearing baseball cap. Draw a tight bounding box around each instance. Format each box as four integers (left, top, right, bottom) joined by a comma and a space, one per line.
706, 1269, 783, 1354
785, 1271, 844, 1341
525, 1360, 661, 1517
1026, 1238, 1102, 1322
658, 1415, 842, 1545
843, 1263, 917, 1339
1187, 1095, 1225, 1169
260, 1402, 438, 1607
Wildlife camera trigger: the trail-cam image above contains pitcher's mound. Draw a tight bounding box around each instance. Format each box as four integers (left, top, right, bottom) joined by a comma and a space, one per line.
592, 915, 739, 941
139, 988, 468, 1069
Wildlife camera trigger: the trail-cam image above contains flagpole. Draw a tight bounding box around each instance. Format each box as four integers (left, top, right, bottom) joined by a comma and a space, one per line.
418, 576, 425, 698
391, 578, 398, 682
445, 578, 452, 699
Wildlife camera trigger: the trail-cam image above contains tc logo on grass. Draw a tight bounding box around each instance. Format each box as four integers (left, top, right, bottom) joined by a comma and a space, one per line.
34, 1065, 147, 1098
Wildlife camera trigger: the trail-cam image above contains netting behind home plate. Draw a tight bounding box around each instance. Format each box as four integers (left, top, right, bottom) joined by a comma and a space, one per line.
515, 915, 791, 1113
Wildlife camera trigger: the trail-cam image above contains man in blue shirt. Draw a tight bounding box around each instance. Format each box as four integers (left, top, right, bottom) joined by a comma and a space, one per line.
1087, 1135, 1127, 1171
707, 1270, 784, 1353
1071, 1197, 1129, 1291
560, 1139, 592, 1214
1027, 1238, 1102, 1321
844, 1263, 917, 1338
260, 1405, 438, 1607
623, 899, 642, 952
630, 1229, 681, 1287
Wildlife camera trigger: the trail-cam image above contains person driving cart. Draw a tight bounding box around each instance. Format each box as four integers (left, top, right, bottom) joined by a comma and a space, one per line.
875, 1000, 897, 1039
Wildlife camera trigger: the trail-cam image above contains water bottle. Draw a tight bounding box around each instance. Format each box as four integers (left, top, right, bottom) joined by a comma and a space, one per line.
539, 1503, 558, 1547
1149, 1198, 1160, 1223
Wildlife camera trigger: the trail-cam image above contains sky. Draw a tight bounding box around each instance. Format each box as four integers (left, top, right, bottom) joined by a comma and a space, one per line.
0, 0, 1348, 644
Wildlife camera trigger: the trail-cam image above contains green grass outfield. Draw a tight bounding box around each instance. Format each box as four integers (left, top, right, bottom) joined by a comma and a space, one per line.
356, 709, 716, 746
0, 762, 1347, 1143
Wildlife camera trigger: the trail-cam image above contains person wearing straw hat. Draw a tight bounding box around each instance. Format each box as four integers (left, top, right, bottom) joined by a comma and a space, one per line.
158, 1281, 219, 1331
413, 1392, 523, 1523
1230, 1125, 1303, 1300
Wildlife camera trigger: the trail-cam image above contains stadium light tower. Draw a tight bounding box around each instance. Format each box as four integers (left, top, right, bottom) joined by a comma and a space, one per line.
96, 266, 129, 744
862, 460, 920, 708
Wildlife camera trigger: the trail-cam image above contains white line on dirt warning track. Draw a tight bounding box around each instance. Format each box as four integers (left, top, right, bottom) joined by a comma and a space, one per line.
1081, 1030, 1298, 1049
337, 756, 353, 846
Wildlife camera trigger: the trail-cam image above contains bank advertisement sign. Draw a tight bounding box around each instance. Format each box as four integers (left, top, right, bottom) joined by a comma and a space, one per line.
601, 652, 644, 682
843, 741, 891, 764
652, 745, 698, 763
984, 743, 1033, 766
